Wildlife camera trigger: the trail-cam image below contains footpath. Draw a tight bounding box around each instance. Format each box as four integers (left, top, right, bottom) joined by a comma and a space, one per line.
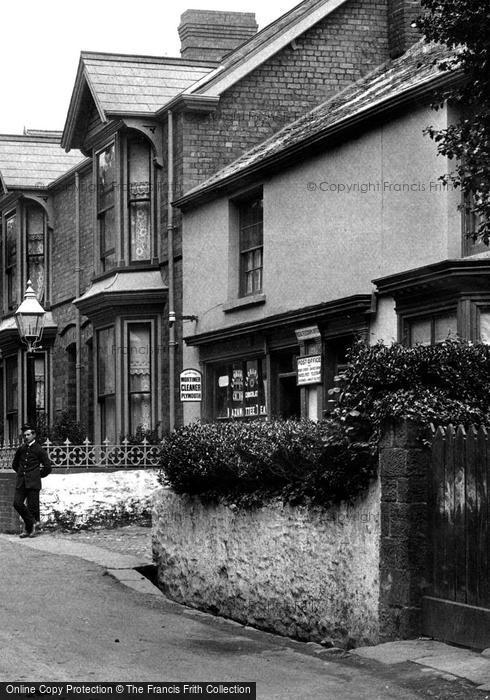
0, 524, 489, 699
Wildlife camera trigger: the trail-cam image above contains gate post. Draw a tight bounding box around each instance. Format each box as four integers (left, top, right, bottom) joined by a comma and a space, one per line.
0, 471, 22, 533
378, 419, 431, 640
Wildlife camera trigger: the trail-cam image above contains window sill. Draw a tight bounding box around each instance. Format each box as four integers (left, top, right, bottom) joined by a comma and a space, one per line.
223, 293, 266, 313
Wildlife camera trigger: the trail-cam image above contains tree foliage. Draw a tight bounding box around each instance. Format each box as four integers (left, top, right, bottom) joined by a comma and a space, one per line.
417, 0, 490, 242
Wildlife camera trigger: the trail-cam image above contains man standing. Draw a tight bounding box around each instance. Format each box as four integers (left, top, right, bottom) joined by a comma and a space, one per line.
12, 425, 52, 538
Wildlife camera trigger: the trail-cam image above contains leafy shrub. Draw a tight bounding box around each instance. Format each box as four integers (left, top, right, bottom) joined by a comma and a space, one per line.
49, 411, 88, 444
333, 338, 490, 443
159, 419, 374, 507
120, 424, 162, 445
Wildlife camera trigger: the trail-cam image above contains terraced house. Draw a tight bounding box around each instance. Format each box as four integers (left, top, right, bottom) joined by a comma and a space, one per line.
0, 0, 424, 441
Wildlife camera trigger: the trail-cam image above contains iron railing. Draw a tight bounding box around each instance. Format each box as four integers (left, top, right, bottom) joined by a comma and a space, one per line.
0, 438, 163, 470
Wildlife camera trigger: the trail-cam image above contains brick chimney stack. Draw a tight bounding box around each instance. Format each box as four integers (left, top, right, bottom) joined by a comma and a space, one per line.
178, 9, 258, 62
388, 0, 422, 58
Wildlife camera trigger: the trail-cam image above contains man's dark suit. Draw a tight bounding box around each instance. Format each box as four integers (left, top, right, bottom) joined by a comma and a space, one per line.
12, 441, 52, 532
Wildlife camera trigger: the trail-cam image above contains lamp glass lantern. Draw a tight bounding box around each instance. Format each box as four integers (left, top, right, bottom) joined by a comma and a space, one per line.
15, 280, 46, 352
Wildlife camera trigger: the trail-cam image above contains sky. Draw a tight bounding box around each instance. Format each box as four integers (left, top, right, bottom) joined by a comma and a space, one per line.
0, 0, 301, 135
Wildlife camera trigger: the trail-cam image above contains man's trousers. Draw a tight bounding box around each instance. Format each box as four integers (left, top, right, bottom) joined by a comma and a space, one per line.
13, 484, 40, 532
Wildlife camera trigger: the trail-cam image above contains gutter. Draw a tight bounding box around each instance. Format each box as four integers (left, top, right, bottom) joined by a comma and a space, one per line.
167, 111, 177, 433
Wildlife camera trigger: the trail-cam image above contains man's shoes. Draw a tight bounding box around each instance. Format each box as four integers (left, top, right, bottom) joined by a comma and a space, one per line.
19, 523, 37, 538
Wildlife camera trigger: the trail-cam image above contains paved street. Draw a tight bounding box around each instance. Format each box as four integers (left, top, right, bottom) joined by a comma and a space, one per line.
0, 533, 487, 699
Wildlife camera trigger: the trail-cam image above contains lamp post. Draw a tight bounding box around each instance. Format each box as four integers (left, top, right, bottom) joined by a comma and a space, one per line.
15, 280, 46, 353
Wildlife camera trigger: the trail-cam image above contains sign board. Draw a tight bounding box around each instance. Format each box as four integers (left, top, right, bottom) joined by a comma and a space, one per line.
296, 355, 322, 386
295, 325, 321, 342
180, 369, 202, 402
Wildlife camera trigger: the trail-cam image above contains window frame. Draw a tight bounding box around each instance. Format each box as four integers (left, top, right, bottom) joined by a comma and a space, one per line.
125, 320, 153, 434
96, 325, 116, 441
96, 141, 117, 272
238, 195, 263, 298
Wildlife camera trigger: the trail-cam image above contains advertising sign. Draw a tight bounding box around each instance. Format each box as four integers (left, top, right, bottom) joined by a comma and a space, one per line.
296, 355, 322, 386
180, 369, 202, 402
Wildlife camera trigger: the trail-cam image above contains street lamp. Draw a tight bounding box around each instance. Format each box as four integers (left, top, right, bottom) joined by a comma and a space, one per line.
15, 280, 46, 352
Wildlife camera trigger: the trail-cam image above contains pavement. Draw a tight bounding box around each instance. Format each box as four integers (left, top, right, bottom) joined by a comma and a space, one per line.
0, 524, 489, 699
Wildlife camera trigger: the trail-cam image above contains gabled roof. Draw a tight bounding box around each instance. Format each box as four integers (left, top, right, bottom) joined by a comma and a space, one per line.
0, 132, 85, 191
173, 0, 350, 102
62, 52, 216, 150
176, 41, 461, 209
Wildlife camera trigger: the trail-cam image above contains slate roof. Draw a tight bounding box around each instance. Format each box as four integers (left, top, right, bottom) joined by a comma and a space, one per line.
0, 132, 85, 190
177, 41, 460, 207
81, 53, 216, 115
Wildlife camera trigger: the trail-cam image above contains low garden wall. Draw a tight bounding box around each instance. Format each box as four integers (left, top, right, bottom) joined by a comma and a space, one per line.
152, 479, 381, 647
39, 469, 160, 530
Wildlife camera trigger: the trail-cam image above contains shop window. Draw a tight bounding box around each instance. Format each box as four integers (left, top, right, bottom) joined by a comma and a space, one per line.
97, 143, 116, 272
5, 213, 18, 311
128, 134, 152, 263
97, 327, 116, 441
214, 358, 267, 419
127, 322, 152, 432
5, 356, 18, 442
239, 197, 263, 297
408, 312, 457, 346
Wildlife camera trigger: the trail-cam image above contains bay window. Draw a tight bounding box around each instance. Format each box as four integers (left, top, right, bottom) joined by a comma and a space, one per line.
95, 131, 154, 273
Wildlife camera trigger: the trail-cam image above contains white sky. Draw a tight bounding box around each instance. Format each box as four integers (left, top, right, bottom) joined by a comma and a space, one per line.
0, 0, 301, 135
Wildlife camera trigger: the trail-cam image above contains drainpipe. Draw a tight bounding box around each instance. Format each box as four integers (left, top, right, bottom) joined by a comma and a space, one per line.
167, 110, 176, 433
75, 172, 82, 422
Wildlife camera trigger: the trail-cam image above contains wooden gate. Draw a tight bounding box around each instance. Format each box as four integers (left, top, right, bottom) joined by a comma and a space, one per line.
423, 425, 490, 649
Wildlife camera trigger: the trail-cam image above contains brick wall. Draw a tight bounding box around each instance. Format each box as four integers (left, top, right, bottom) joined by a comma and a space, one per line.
181, 0, 390, 193
0, 472, 21, 533
378, 420, 430, 640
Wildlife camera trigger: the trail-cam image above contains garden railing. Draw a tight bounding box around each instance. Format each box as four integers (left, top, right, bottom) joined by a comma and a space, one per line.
0, 438, 163, 470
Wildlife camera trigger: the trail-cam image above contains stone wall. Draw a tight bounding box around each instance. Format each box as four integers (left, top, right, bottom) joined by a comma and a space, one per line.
378, 420, 431, 640
40, 469, 160, 530
152, 480, 381, 646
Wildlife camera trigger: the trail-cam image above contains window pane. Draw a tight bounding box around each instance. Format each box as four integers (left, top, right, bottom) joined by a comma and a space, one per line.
98, 144, 115, 210
215, 366, 230, 419
129, 394, 151, 431
128, 324, 151, 432
231, 364, 244, 418
480, 312, 490, 344
129, 324, 151, 393
26, 204, 45, 300
130, 201, 151, 261
409, 319, 431, 346
97, 328, 115, 395
434, 314, 457, 343
6, 214, 18, 309
100, 207, 116, 269
128, 137, 150, 199
101, 396, 116, 442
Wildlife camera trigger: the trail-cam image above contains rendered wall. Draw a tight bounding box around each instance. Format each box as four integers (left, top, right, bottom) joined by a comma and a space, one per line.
182, 104, 454, 340
152, 480, 381, 646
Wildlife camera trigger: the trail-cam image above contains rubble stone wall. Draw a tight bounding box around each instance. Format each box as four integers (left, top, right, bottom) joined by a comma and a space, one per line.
39, 469, 160, 530
152, 481, 381, 646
